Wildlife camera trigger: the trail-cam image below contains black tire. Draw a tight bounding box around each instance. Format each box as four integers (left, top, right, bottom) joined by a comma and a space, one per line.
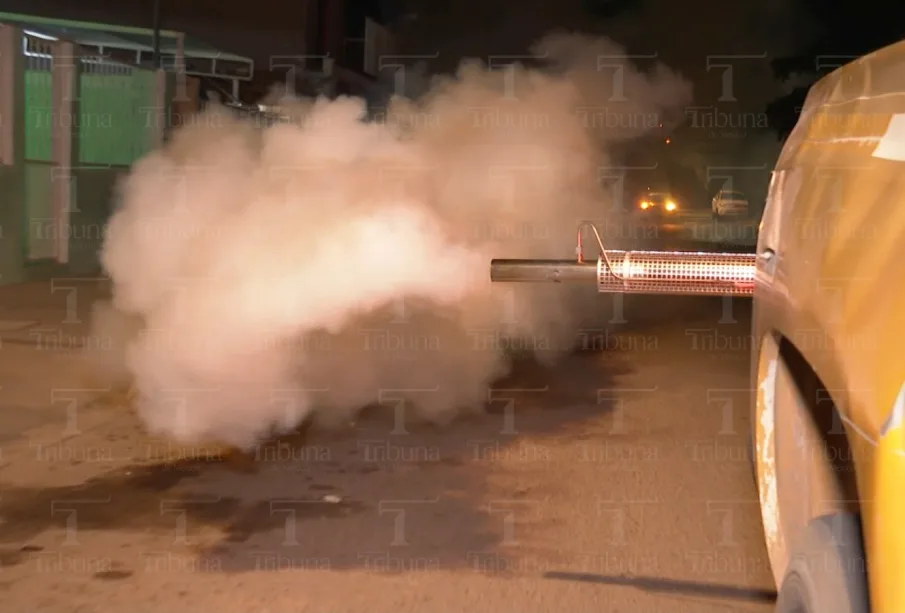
775, 514, 869, 613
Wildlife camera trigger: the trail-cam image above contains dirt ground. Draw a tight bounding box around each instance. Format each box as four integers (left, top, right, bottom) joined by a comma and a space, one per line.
0, 274, 772, 613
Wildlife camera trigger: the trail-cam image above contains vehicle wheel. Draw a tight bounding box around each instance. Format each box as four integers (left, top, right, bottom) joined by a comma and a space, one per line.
775, 514, 869, 613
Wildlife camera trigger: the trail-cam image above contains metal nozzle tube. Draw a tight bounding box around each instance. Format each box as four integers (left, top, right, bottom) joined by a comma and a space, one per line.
490, 250, 756, 297
490, 259, 598, 283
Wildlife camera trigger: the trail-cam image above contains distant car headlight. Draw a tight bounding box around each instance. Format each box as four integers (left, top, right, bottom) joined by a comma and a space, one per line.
640, 201, 650, 209
665, 201, 677, 211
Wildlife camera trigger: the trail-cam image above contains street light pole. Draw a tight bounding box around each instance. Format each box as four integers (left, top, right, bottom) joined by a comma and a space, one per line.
151, 0, 162, 67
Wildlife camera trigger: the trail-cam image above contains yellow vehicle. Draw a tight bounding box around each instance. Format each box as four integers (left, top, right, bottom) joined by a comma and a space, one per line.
752, 38, 905, 613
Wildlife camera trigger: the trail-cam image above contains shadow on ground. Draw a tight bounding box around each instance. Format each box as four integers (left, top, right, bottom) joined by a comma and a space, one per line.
544, 571, 777, 604
0, 347, 632, 575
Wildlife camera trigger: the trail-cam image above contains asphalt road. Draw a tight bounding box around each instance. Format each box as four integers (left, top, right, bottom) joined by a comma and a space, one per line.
0, 232, 772, 613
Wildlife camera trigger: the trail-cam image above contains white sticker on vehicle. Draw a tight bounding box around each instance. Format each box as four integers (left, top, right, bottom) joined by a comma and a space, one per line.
872, 113, 905, 160
880, 380, 905, 438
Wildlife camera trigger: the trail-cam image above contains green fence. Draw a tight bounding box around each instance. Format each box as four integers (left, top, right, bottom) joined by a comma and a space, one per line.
23, 41, 159, 166
20, 33, 162, 266
78, 62, 158, 166
23, 39, 53, 162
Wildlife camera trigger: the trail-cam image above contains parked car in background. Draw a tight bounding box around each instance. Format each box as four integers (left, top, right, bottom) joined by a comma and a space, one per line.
712, 189, 749, 217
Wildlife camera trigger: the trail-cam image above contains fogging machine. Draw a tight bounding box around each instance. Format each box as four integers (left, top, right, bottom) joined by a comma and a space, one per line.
489, 222, 756, 297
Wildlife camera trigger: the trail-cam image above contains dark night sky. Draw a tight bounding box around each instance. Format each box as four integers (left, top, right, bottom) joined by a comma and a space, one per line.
381, 0, 806, 202
387, 0, 809, 110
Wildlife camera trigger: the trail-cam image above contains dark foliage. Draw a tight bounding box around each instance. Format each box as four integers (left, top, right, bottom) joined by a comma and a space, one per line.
765, 0, 905, 139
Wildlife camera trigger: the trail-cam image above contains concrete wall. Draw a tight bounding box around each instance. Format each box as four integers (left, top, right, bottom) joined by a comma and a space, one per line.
67, 166, 125, 275
24, 162, 54, 260
0, 24, 26, 285
0, 164, 26, 284
0, 163, 120, 283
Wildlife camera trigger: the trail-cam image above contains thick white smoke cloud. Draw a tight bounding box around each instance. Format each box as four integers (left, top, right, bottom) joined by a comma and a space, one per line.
87, 32, 692, 450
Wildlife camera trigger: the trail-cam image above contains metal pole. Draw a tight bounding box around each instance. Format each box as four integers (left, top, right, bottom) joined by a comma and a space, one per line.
490, 260, 598, 284
151, 0, 161, 67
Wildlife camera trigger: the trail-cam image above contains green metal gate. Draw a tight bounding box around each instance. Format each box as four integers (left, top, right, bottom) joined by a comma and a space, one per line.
78, 59, 157, 166
23, 35, 54, 261
22, 35, 159, 262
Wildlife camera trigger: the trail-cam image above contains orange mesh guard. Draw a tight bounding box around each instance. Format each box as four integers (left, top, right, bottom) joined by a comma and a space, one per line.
596, 250, 755, 296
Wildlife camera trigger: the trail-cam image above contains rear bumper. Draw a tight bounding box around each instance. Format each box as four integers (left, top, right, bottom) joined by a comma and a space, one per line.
636, 209, 678, 217
717, 204, 749, 215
